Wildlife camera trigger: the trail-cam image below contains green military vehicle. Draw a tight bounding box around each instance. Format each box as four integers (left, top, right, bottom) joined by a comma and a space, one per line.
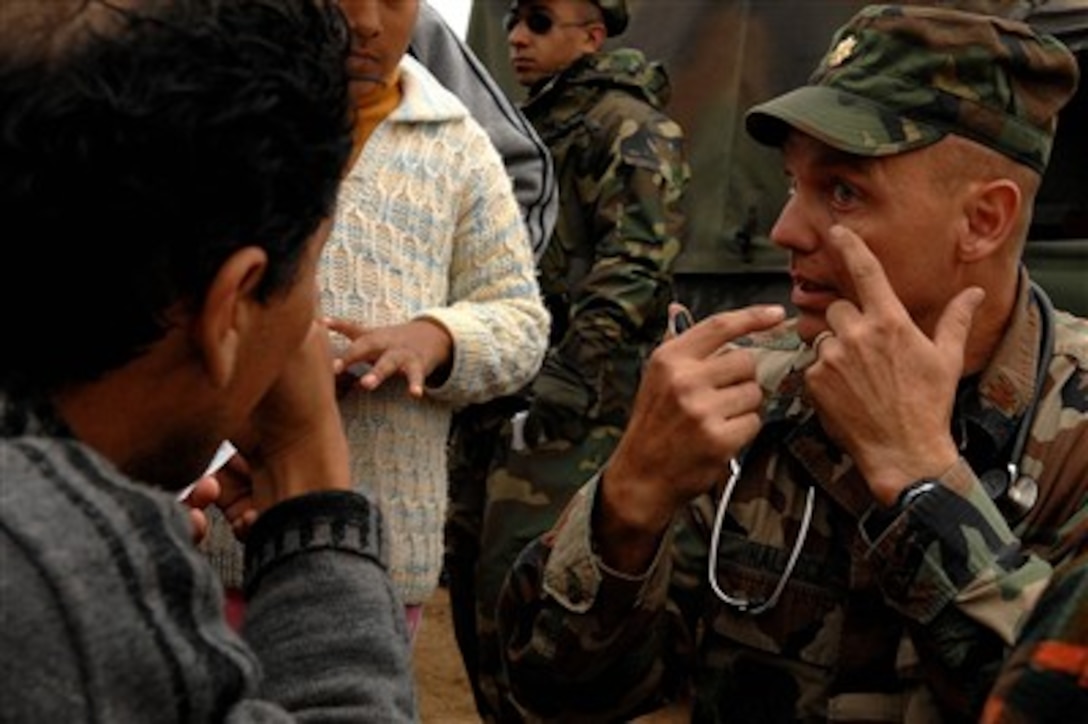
467, 0, 1086, 317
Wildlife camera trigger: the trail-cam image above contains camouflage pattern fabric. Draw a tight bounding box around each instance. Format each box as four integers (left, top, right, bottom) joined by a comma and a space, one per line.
526, 48, 688, 444
444, 395, 522, 717
745, 3, 1080, 172
496, 276, 1088, 722
981, 549, 1088, 723
444, 46, 689, 722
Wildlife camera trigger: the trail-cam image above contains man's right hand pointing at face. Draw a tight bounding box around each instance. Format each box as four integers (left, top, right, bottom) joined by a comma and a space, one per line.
597, 303, 787, 574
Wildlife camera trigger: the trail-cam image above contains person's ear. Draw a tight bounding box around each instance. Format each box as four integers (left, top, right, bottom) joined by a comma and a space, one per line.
195, 247, 269, 389
583, 22, 607, 52
959, 178, 1021, 262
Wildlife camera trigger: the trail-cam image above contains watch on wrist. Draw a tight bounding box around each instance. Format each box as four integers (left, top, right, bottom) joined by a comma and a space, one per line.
894, 478, 939, 513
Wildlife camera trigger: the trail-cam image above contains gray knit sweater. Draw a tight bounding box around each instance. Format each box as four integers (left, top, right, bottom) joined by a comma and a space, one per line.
0, 399, 418, 722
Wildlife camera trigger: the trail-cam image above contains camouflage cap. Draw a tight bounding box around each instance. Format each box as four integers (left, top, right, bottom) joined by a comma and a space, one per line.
507, 0, 628, 37
593, 0, 628, 37
745, 3, 1079, 173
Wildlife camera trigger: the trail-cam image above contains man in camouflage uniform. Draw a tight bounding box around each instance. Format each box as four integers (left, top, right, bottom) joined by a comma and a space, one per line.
443, 0, 689, 719
494, 4, 1088, 721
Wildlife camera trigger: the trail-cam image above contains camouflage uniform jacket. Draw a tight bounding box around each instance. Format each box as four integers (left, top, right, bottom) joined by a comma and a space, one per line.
981, 549, 1088, 723
518, 48, 689, 443
498, 274, 1088, 722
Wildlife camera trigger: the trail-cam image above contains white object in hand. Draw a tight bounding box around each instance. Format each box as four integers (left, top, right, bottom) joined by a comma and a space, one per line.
510, 410, 529, 452
175, 440, 237, 501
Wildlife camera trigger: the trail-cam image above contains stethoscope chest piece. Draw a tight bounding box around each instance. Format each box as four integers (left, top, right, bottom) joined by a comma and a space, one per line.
1004, 474, 1039, 520
981, 463, 1039, 522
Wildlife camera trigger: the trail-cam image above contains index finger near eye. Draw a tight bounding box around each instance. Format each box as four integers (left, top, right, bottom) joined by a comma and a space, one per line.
828, 224, 903, 310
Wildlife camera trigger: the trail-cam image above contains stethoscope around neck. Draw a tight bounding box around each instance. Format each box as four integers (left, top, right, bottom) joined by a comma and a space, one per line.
707, 281, 1055, 615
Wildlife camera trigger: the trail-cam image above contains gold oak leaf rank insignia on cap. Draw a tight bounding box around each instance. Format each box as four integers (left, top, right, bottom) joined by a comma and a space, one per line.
827, 35, 857, 67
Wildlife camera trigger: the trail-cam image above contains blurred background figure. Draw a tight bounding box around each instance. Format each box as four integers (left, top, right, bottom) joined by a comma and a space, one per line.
319, 0, 548, 641
412, 0, 557, 260
443, 0, 690, 718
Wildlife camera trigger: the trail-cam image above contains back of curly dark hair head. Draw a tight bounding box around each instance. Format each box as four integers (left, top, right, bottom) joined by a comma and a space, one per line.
0, 0, 353, 393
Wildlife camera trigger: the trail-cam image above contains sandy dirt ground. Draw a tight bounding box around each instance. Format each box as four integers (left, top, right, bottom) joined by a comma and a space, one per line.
414, 587, 690, 723
413, 587, 478, 722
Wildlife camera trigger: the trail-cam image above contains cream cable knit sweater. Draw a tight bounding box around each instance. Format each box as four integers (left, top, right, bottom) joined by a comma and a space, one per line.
323, 56, 548, 605
203, 57, 548, 606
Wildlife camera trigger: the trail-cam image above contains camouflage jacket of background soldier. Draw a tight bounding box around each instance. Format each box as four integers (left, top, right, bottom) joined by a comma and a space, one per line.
517, 47, 689, 446
497, 273, 1088, 722
981, 548, 1087, 723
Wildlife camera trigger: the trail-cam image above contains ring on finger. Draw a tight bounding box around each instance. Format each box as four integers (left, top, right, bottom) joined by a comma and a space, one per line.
813, 330, 835, 356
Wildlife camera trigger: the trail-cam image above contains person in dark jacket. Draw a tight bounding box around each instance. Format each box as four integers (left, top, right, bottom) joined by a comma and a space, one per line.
0, 0, 416, 720
443, 0, 690, 719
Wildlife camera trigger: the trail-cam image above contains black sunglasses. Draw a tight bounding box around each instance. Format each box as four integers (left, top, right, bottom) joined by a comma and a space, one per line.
503, 10, 596, 35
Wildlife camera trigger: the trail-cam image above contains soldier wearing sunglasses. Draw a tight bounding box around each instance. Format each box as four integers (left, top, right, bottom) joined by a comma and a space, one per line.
443, 0, 691, 721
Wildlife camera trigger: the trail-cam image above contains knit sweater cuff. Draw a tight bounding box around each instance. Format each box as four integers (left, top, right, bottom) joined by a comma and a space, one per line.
243, 490, 387, 596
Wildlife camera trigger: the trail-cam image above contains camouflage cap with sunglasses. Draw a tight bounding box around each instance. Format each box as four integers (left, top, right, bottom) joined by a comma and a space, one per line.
745, 3, 1079, 173
506, 0, 628, 37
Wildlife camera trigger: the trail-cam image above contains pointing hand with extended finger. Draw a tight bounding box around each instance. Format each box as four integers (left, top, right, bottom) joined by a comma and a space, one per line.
804, 225, 985, 506
596, 302, 787, 574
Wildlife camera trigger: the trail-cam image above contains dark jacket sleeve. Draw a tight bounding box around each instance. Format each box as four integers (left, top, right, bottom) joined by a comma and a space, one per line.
410, 1, 557, 260
239, 490, 418, 721
0, 461, 417, 724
